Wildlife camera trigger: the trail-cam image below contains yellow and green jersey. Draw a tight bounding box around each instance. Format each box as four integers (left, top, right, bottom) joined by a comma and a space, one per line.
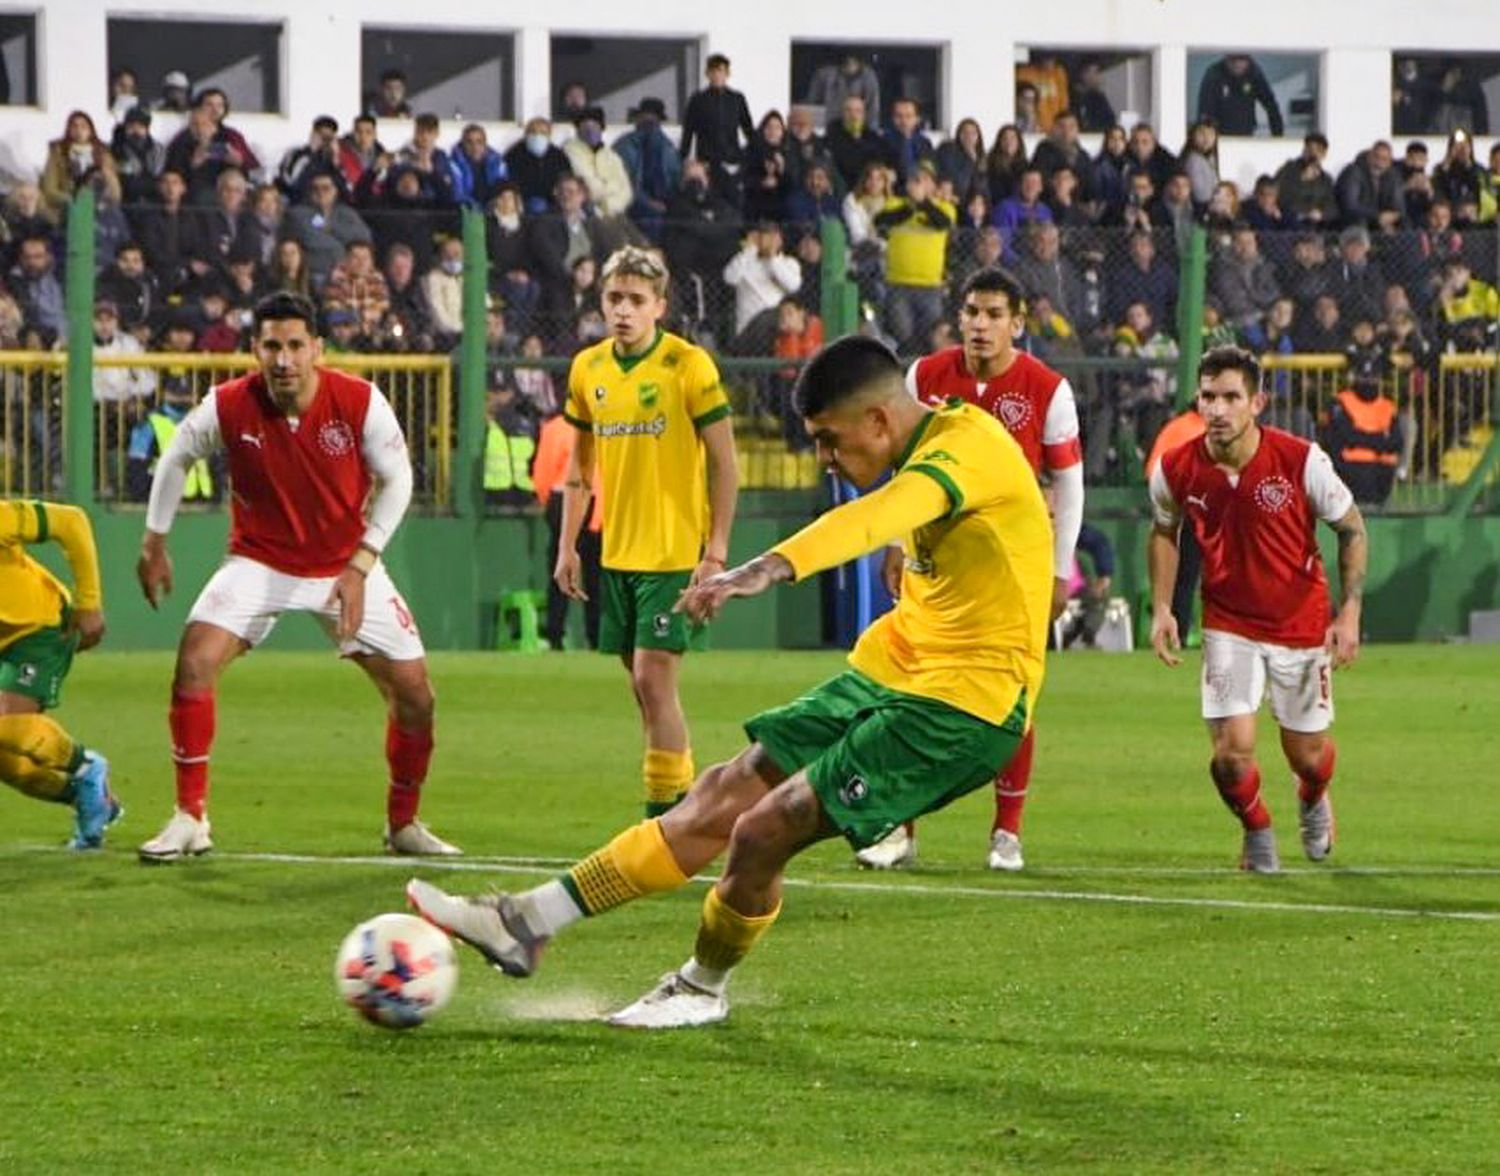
0, 500, 102, 652
565, 330, 731, 572
774, 403, 1052, 726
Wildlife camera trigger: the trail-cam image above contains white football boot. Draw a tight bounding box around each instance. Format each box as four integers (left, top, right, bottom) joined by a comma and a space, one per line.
854, 825, 916, 870
607, 972, 728, 1029
1240, 827, 1282, 874
986, 829, 1025, 872
385, 820, 463, 856
405, 879, 544, 977
138, 810, 213, 863
1297, 792, 1336, 861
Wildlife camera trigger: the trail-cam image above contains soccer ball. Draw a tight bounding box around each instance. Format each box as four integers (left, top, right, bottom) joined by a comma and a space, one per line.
335, 913, 457, 1030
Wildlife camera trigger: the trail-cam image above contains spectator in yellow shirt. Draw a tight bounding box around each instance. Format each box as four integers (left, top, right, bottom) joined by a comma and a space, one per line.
874, 160, 955, 353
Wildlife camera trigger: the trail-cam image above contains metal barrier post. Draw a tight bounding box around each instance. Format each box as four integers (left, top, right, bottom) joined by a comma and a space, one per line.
1173, 225, 1208, 409
819, 217, 859, 340
63, 189, 96, 505
457, 206, 488, 517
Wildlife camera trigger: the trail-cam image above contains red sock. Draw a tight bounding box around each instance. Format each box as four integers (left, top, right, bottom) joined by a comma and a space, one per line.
386, 718, 434, 830
1214, 762, 1271, 831
992, 726, 1036, 835
169, 688, 215, 819
1296, 741, 1337, 805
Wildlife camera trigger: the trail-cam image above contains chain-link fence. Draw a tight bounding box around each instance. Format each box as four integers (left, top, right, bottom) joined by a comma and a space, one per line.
0, 351, 66, 498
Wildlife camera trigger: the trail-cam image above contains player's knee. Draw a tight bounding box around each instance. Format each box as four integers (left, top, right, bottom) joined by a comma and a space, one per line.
1283, 739, 1328, 780
1209, 752, 1253, 787
173, 649, 220, 692
726, 805, 789, 865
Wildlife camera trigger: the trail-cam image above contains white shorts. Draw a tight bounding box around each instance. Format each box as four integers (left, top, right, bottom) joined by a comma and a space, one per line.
1200, 628, 1333, 733
188, 556, 426, 661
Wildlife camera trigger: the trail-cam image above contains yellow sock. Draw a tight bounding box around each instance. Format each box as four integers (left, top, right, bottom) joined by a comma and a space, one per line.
564, 818, 690, 915
643, 747, 694, 816
693, 885, 781, 973
0, 713, 84, 802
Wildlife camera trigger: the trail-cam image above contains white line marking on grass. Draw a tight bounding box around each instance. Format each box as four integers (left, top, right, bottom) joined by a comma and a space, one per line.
212, 851, 1500, 924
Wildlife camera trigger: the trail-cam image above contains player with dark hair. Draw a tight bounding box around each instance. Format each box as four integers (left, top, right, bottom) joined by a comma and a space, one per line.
135, 292, 460, 861
553, 246, 739, 818
407, 334, 1054, 1028
1149, 345, 1366, 873
858, 264, 1083, 871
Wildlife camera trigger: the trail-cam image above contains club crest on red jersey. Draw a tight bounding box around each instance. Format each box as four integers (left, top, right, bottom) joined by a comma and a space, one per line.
995, 394, 1033, 431
1253, 475, 1295, 514
318, 420, 357, 457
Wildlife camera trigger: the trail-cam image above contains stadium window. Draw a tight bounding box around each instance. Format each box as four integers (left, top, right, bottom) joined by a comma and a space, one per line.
1014, 47, 1155, 134
1186, 50, 1320, 138
362, 27, 516, 123
0, 11, 38, 106
790, 40, 945, 131
1392, 53, 1500, 137
548, 35, 700, 124
107, 18, 284, 114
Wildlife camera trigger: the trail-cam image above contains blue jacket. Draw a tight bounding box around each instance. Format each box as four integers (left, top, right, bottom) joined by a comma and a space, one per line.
880, 128, 935, 183
614, 127, 682, 207
449, 148, 509, 208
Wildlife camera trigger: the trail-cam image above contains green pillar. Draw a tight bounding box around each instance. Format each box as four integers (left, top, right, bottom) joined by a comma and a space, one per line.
456, 206, 488, 517
1173, 225, 1208, 409
1447, 365, 1500, 517
819, 216, 859, 340
63, 188, 97, 506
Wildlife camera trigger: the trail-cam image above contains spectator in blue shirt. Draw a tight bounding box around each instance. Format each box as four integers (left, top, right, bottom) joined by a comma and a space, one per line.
881, 97, 935, 185
449, 124, 509, 208
614, 97, 682, 242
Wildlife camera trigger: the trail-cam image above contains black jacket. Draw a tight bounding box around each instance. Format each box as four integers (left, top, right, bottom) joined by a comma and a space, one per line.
680, 86, 754, 167
1196, 59, 1284, 136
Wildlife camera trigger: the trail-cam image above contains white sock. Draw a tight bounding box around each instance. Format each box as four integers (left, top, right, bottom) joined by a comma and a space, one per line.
679, 956, 730, 996
513, 880, 585, 938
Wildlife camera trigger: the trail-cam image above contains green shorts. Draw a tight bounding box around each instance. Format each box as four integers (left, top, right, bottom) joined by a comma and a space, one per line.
744, 670, 1027, 850
599, 568, 708, 655
0, 623, 78, 711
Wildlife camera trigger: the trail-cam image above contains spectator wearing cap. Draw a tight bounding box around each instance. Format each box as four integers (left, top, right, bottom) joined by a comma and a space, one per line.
1335, 141, 1404, 231
155, 70, 191, 113
503, 118, 573, 215
880, 98, 935, 186
322, 238, 391, 338
277, 115, 343, 203
874, 159, 954, 353
723, 219, 801, 350
1326, 324, 1402, 505
395, 113, 456, 205
1330, 225, 1387, 325
323, 305, 364, 353
337, 115, 386, 194
91, 298, 154, 405
1196, 53, 1283, 137
164, 88, 261, 203
9, 234, 67, 341
284, 170, 374, 291
96, 240, 159, 336
826, 95, 890, 193
806, 52, 881, 130
562, 106, 633, 219
367, 69, 413, 119
614, 97, 682, 241
742, 110, 793, 224
450, 123, 509, 209
111, 105, 165, 206
40, 110, 121, 218
1273, 132, 1337, 226
783, 105, 835, 197
680, 53, 755, 203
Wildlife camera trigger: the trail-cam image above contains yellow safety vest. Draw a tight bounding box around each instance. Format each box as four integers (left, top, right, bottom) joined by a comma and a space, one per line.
149, 412, 214, 499
483, 421, 536, 492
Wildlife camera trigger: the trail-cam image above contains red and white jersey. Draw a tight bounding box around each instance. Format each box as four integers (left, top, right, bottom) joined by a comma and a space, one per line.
906, 347, 1081, 478
148, 368, 413, 578
1150, 428, 1354, 648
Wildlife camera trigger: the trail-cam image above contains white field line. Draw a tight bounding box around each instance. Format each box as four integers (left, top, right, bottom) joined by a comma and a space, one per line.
177, 850, 1500, 923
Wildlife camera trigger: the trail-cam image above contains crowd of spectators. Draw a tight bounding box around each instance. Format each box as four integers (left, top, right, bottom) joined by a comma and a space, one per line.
3, 51, 1500, 491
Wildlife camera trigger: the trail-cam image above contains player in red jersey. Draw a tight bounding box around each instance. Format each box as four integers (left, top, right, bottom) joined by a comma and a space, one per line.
1149, 346, 1367, 873
134, 293, 461, 861
857, 267, 1082, 872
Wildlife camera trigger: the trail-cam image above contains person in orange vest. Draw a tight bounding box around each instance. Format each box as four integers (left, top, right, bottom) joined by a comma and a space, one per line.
534, 411, 602, 648
1145, 406, 1207, 643
1325, 341, 1403, 506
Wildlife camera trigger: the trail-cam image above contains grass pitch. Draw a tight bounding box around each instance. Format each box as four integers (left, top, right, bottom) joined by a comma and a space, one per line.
2, 645, 1497, 1173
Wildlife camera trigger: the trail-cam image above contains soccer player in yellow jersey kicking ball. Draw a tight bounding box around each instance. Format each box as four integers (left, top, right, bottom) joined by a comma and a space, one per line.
553, 246, 739, 818
410, 337, 1054, 1028
0, 500, 120, 847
